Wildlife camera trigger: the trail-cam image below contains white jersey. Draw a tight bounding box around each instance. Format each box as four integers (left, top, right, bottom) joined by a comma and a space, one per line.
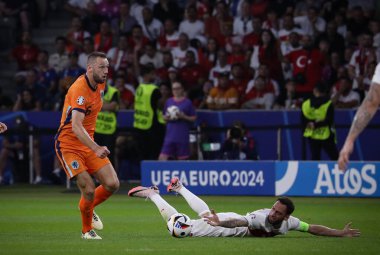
372, 63, 380, 85
190, 212, 249, 237
243, 209, 301, 237
190, 209, 302, 237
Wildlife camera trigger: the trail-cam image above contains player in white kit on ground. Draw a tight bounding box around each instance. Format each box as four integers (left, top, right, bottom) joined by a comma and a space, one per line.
128, 178, 360, 238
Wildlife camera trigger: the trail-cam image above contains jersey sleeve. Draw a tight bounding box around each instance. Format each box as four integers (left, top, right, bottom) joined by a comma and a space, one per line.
68, 85, 88, 114
372, 63, 380, 85
288, 216, 309, 232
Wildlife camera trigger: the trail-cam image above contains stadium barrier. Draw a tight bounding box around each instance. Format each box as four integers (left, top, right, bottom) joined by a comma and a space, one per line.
141, 161, 380, 197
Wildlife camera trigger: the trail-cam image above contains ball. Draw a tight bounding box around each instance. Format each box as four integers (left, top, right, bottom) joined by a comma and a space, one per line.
166, 105, 180, 120
167, 213, 192, 238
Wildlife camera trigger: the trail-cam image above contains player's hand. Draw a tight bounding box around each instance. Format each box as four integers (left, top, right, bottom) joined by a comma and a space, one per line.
95, 146, 110, 159
342, 222, 360, 237
338, 140, 354, 171
0, 122, 7, 133
203, 209, 220, 226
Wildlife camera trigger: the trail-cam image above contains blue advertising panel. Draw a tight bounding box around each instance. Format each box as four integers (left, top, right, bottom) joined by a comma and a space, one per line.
141, 161, 275, 195
275, 161, 380, 197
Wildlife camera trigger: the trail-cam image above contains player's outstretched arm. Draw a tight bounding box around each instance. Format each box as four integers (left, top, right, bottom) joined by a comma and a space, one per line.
204, 209, 248, 228
308, 222, 360, 237
0, 122, 7, 133
338, 82, 380, 171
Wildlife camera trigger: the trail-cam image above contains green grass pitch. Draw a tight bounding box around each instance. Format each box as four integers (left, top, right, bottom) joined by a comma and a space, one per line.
0, 185, 379, 255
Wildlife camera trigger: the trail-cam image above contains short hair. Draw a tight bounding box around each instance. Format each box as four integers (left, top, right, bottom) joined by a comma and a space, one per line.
87, 52, 107, 65
277, 197, 295, 215
140, 63, 155, 76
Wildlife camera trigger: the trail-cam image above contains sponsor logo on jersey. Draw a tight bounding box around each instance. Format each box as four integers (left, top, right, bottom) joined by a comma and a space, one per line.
77, 96, 85, 105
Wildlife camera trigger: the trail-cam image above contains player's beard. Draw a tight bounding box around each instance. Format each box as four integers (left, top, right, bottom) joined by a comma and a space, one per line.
93, 72, 106, 84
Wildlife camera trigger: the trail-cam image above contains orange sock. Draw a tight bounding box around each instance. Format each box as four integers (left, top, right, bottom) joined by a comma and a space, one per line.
93, 185, 113, 207
79, 196, 93, 233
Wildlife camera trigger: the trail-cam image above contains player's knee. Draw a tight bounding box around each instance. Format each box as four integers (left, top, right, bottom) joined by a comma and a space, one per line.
104, 179, 120, 193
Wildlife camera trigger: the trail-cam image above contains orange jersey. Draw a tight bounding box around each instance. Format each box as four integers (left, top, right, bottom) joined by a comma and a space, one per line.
55, 74, 105, 152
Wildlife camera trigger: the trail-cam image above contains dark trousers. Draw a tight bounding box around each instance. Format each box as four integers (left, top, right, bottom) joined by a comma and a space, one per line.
94, 133, 116, 165
308, 135, 339, 160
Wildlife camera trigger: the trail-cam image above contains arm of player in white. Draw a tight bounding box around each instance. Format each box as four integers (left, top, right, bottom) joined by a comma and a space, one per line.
204, 209, 248, 228
307, 222, 360, 237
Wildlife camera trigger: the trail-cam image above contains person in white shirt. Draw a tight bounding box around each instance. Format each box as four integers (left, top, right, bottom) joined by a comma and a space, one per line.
171, 33, 198, 68
179, 5, 205, 40
128, 178, 360, 238
139, 6, 163, 41
331, 77, 360, 108
232, 0, 253, 37
339, 63, 380, 170
294, 7, 326, 37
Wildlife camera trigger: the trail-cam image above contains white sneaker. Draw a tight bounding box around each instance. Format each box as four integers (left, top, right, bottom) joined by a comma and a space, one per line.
92, 211, 103, 230
167, 177, 182, 193
33, 176, 42, 184
81, 229, 102, 240
128, 186, 159, 198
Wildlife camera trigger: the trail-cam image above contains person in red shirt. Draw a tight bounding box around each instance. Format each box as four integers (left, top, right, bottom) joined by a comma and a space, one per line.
11, 31, 39, 71
285, 35, 326, 98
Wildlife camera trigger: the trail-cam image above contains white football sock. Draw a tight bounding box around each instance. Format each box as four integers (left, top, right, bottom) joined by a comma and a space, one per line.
149, 193, 178, 222
178, 186, 210, 217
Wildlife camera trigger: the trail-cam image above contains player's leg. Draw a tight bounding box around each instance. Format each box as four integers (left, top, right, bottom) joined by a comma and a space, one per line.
167, 177, 210, 217
92, 163, 120, 206
76, 171, 96, 234
128, 186, 178, 221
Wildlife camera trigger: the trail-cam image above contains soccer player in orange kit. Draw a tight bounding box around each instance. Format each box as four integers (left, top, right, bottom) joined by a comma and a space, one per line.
55, 52, 119, 239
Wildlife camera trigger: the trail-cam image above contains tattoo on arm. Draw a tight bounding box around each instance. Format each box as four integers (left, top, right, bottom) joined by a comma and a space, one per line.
220, 218, 248, 228
349, 84, 380, 139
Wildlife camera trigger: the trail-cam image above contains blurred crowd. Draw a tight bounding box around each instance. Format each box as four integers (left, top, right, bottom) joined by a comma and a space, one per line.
1, 0, 379, 112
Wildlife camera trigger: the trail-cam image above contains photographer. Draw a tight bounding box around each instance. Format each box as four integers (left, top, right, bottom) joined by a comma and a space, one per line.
221, 122, 259, 160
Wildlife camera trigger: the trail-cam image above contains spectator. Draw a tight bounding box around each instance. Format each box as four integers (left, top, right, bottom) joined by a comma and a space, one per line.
157, 18, 180, 51
107, 33, 131, 74
52, 76, 75, 112
113, 74, 134, 110
347, 5, 370, 39
331, 77, 360, 109
10, 31, 39, 72
349, 32, 377, 79
153, 0, 182, 25
241, 75, 275, 110
209, 48, 231, 85
250, 29, 284, 84
204, 0, 232, 40
15, 69, 46, 107
196, 80, 214, 109
48, 36, 70, 73
198, 37, 219, 74
139, 42, 164, 68
127, 24, 150, 52
13, 89, 42, 112
229, 63, 249, 102
171, 33, 198, 68
282, 79, 304, 110
155, 50, 174, 83
139, 6, 163, 42
221, 121, 259, 160
64, 0, 99, 18
315, 21, 346, 60
111, 1, 138, 37
285, 34, 326, 98
179, 5, 205, 41
178, 50, 206, 96
0, 116, 42, 184
78, 37, 94, 70
242, 17, 263, 51
294, 6, 326, 37
278, 14, 305, 47
301, 82, 338, 160
35, 51, 58, 96
65, 16, 91, 53
206, 71, 238, 110
159, 81, 196, 160
94, 20, 114, 53
58, 52, 86, 81
233, 0, 253, 37
262, 9, 280, 38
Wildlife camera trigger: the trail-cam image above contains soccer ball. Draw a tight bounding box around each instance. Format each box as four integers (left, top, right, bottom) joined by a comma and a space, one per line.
166, 105, 180, 120
167, 213, 192, 238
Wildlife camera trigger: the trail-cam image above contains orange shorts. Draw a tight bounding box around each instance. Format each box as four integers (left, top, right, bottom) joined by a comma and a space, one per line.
55, 141, 110, 178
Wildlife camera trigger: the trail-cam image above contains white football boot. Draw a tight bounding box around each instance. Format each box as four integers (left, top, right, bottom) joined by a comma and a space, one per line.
81, 229, 102, 240
128, 186, 159, 198
166, 177, 182, 193
92, 211, 103, 230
